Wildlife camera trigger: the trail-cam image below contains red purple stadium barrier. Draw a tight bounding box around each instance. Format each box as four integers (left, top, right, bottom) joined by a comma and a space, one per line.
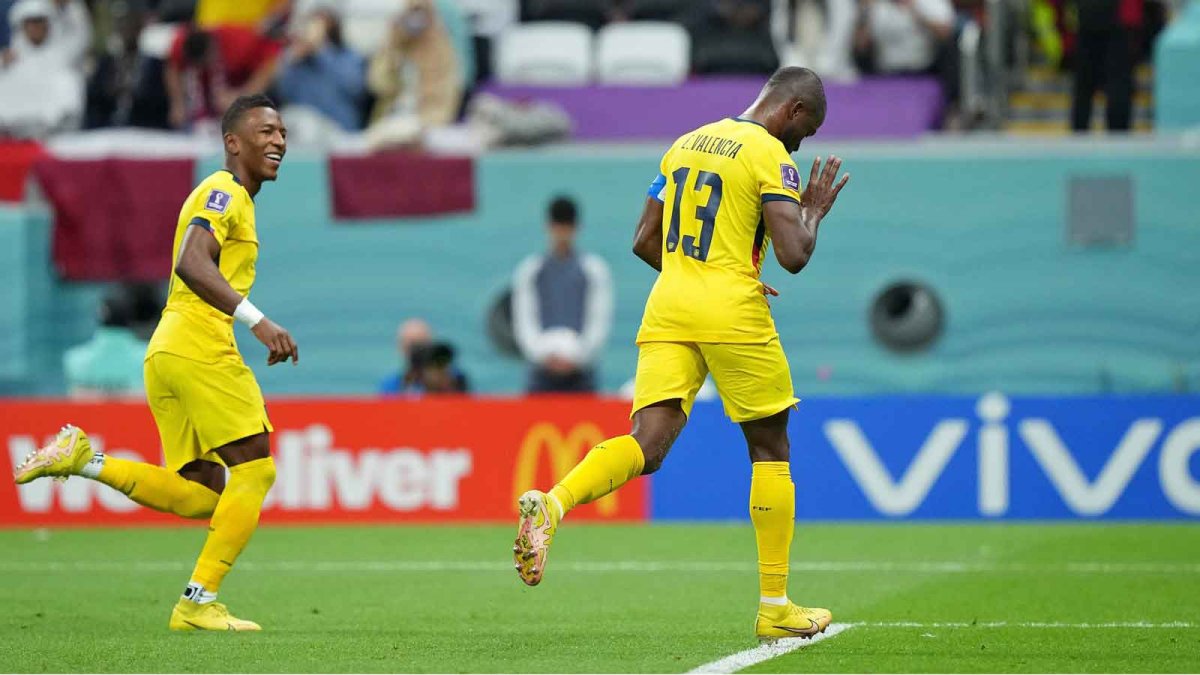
478, 76, 944, 141
1, 397, 647, 527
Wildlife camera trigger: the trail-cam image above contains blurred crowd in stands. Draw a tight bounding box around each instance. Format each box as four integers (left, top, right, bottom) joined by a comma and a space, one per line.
0, 0, 1182, 141
0, 0, 1180, 139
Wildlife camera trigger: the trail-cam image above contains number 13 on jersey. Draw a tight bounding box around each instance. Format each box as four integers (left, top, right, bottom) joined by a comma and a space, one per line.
666, 166, 723, 262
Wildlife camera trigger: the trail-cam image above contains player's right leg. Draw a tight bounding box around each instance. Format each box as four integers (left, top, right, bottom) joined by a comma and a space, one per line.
514, 342, 706, 586
151, 352, 275, 632
170, 432, 274, 632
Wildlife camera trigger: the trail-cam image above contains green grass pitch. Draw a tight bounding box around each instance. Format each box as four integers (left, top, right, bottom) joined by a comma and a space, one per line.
1, 523, 1197, 672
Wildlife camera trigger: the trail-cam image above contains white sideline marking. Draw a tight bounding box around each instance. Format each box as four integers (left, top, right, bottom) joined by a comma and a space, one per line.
685, 620, 1197, 675
2, 559, 1199, 574
688, 623, 852, 674
851, 621, 1195, 629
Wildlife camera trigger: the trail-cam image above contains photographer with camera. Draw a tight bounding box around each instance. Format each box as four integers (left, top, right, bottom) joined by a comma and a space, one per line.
379, 319, 469, 395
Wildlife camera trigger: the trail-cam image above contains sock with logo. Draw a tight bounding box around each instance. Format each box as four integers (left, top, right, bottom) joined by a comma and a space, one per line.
549, 435, 645, 518
191, 457, 276, 593
750, 461, 795, 600
93, 456, 220, 519
182, 581, 218, 605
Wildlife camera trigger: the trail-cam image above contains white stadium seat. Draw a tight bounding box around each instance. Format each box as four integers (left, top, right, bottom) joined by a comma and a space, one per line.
596, 21, 689, 85
338, 0, 408, 56
137, 22, 179, 59
494, 22, 593, 86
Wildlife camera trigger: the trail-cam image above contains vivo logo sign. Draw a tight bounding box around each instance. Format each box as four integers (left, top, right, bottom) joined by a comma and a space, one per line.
652, 394, 1200, 520
827, 393, 1200, 517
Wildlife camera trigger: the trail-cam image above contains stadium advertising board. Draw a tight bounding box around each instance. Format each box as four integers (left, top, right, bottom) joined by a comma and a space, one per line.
0, 398, 645, 527
654, 394, 1200, 520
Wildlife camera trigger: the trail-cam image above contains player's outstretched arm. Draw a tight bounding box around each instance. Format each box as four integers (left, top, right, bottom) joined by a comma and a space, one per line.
764, 155, 849, 274
632, 197, 665, 272
175, 225, 299, 366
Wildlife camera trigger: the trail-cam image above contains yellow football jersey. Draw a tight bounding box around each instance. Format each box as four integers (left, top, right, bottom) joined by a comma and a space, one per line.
637, 117, 802, 344
147, 170, 260, 363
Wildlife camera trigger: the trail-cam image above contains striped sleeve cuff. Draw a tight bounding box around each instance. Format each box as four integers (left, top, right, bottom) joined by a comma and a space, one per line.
187, 216, 214, 232
761, 194, 800, 206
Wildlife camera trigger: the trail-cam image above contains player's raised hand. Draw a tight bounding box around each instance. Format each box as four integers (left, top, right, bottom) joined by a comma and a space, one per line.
252, 318, 299, 366
801, 156, 850, 218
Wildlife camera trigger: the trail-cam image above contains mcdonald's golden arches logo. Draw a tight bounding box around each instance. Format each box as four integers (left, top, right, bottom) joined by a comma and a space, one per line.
512, 422, 617, 516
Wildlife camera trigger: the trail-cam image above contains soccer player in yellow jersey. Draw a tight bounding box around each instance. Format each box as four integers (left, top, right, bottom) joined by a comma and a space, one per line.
14, 94, 298, 632
514, 68, 850, 640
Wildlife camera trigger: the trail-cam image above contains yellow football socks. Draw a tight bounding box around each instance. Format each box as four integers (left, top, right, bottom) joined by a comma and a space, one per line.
750, 461, 795, 599
191, 457, 276, 592
97, 457, 220, 519
550, 435, 645, 516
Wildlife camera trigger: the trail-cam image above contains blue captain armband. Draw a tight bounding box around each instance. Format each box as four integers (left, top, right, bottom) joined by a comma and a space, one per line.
647, 173, 667, 202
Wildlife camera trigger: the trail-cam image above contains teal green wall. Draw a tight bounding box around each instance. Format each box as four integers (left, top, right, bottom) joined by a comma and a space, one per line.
4, 139, 1199, 396
1157, 0, 1200, 130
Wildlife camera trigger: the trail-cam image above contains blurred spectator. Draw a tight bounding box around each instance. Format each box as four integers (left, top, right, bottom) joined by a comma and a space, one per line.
813, 0, 863, 81
0, 0, 84, 138
379, 319, 469, 395
852, 0, 957, 108
408, 342, 469, 394
365, 0, 462, 148
0, 0, 14, 48
156, 0, 198, 23
688, 0, 780, 75
434, 0, 475, 92
63, 286, 153, 400
5, 0, 89, 64
195, 0, 289, 29
454, 0, 516, 82
523, 0, 616, 29
1069, 0, 1139, 132
164, 23, 282, 129
85, 0, 159, 128
48, 0, 89, 64
511, 196, 613, 394
276, 7, 365, 131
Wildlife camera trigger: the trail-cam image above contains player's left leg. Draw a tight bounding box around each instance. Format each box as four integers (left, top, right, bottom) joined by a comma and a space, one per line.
740, 411, 830, 640
170, 432, 275, 632
702, 339, 830, 640
13, 427, 222, 519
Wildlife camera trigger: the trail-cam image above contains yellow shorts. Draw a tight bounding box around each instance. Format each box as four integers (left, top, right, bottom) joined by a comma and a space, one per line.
631, 338, 800, 423
144, 352, 274, 471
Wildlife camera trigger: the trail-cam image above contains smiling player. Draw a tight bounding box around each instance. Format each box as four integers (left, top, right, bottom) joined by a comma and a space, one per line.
14, 94, 297, 631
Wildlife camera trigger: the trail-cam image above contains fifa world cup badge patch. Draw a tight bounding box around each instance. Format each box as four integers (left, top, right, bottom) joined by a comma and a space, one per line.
780, 164, 800, 191
205, 189, 232, 214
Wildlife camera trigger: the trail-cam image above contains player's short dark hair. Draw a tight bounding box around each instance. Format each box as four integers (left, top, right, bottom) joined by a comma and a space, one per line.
221, 94, 277, 135
764, 66, 827, 124
548, 196, 578, 226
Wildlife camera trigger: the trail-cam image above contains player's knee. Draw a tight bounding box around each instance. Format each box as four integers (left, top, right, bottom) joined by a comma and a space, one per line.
749, 440, 789, 463
641, 452, 667, 475
632, 429, 672, 475
250, 457, 277, 491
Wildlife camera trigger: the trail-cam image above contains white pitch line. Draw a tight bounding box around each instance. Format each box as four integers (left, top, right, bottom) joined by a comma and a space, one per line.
688, 623, 852, 674
850, 621, 1196, 629
1, 560, 1199, 574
